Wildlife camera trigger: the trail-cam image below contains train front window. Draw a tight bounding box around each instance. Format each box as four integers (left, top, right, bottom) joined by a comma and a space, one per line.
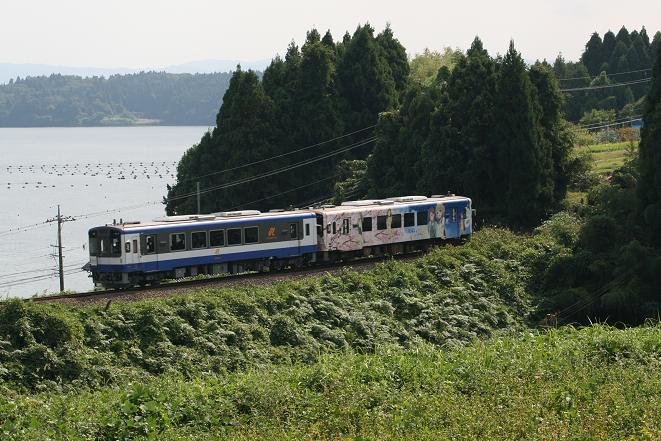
110, 231, 121, 256
89, 231, 98, 255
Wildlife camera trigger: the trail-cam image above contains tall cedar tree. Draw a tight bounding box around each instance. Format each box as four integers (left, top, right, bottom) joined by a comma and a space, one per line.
165, 69, 278, 215
337, 24, 399, 152
495, 41, 546, 227
529, 64, 571, 206
581, 32, 603, 76
638, 43, 661, 245
166, 25, 406, 214
368, 83, 439, 197
438, 37, 498, 209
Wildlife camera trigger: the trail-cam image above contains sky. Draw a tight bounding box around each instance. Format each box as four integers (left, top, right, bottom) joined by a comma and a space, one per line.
1, 0, 660, 69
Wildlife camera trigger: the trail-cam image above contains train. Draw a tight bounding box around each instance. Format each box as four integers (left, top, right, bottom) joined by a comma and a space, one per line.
87, 194, 473, 288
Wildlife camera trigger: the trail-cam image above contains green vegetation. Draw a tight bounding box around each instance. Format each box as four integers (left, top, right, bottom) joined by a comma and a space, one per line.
0, 72, 232, 126
165, 25, 409, 215
554, 26, 660, 121
0, 225, 572, 392
1, 325, 658, 439
366, 38, 571, 227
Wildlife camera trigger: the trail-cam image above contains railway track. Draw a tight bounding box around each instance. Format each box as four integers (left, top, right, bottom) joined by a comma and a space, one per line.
30, 252, 423, 306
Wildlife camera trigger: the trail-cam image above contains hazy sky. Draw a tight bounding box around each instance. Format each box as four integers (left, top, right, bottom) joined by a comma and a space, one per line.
2, 0, 660, 68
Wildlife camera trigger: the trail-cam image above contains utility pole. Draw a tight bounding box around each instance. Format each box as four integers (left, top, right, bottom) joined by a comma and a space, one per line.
197, 181, 201, 213
46, 206, 75, 292
57, 204, 64, 292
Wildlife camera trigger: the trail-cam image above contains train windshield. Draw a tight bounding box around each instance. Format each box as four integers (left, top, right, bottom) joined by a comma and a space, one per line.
89, 228, 122, 257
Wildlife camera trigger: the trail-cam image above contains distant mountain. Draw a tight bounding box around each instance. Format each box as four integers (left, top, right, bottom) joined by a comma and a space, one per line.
164, 59, 271, 74
0, 71, 233, 127
0, 59, 271, 84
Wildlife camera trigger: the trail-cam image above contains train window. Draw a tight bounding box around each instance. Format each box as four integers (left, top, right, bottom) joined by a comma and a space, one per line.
132, 239, 138, 253
111, 231, 121, 256
290, 223, 298, 239
377, 215, 387, 230
244, 227, 259, 244
362, 217, 372, 232
404, 212, 415, 227
452, 208, 457, 222
391, 214, 402, 229
332, 222, 336, 234
210, 230, 225, 247
227, 228, 242, 246
145, 235, 156, 254
342, 219, 350, 234
305, 223, 310, 236
192, 231, 207, 249
89, 231, 98, 255
417, 211, 428, 226
170, 233, 186, 251
125, 242, 131, 253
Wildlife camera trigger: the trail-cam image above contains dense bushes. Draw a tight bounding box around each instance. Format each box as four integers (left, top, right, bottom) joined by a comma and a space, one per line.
0, 226, 570, 392
1, 325, 659, 439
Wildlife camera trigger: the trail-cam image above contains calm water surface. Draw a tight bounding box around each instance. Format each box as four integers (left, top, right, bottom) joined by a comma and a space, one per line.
0, 126, 209, 298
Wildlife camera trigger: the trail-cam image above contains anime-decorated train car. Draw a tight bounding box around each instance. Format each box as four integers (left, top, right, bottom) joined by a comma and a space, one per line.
88, 209, 317, 288
312, 195, 472, 258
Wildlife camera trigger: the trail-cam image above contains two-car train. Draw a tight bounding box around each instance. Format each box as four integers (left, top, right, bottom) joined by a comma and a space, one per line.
87, 194, 473, 288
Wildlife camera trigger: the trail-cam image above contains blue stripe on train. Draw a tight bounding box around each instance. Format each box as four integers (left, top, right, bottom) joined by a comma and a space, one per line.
92, 244, 318, 273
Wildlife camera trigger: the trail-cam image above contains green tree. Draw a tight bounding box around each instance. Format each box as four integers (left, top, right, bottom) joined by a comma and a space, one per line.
494, 41, 546, 226
165, 69, 278, 214
581, 32, 603, 75
530, 64, 572, 206
638, 43, 661, 245
336, 24, 399, 145
409, 47, 462, 86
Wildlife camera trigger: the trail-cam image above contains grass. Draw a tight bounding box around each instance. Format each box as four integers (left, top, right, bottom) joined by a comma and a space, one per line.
1, 324, 659, 440
577, 141, 638, 175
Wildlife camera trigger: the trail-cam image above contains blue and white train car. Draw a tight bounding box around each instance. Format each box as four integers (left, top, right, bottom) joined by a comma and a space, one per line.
88, 210, 317, 288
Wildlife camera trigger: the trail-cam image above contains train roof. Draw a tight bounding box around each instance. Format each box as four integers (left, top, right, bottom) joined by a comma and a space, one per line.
91, 195, 470, 233
310, 195, 471, 214
94, 209, 316, 234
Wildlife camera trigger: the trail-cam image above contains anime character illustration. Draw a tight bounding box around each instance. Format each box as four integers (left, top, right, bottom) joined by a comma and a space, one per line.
427, 203, 445, 238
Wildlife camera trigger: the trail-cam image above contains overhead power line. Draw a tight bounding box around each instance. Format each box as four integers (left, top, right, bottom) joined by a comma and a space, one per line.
557, 67, 652, 82
177, 125, 376, 185
575, 118, 642, 131
560, 77, 651, 92
165, 136, 376, 204
578, 114, 643, 129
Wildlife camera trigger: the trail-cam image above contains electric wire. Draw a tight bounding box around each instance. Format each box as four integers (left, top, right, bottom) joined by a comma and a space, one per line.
557, 67, 652, 82
175, 125, 376, 185
560, 77, 651, 92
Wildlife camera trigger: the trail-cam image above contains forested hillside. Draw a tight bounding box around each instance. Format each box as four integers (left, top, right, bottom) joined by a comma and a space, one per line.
165, 25, 408, 215
165, 24, 661, 325
0, 71, 232, 126
554, 26, 660, 120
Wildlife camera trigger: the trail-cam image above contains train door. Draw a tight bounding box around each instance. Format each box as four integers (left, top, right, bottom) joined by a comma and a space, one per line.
139, 234, 158, 270
123, 234, 140, 271
444, 205, 461, 239
289, 222, 300, 254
